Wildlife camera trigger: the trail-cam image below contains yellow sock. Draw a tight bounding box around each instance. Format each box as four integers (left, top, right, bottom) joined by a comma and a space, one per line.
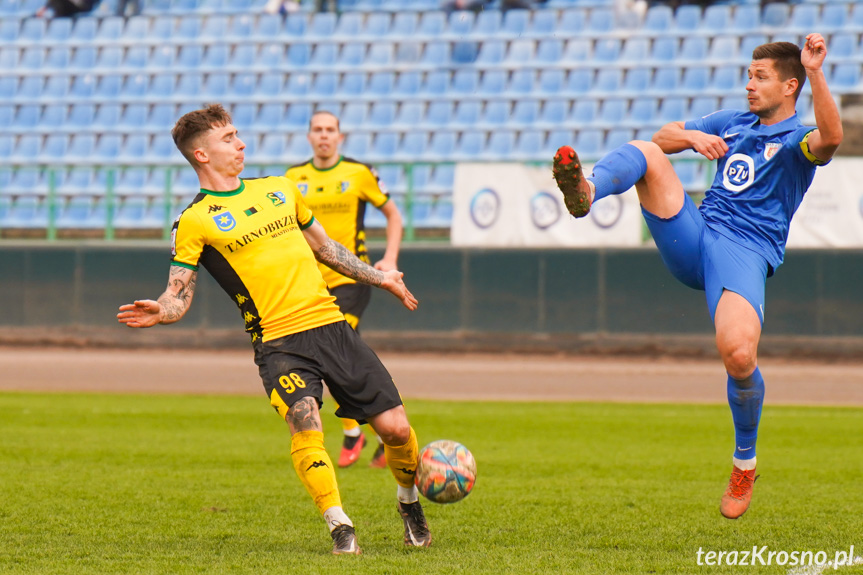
291, 430, 341, 514
385, 426, 419, 488
341, 418, 361, 433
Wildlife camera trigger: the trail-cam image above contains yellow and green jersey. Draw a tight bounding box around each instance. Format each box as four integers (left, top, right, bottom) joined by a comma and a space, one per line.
285, 156, 389, 289
170, 176, 345, 342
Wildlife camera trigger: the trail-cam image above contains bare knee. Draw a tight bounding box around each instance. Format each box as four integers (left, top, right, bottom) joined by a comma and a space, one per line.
369, 406, 411, 445
720, 343, 757, 380
629, 140, 665, 162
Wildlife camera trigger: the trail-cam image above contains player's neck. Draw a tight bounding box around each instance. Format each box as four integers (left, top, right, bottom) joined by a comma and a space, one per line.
197, 169, 243, 193
313, 154, 341, 171
757, 102, 796, 127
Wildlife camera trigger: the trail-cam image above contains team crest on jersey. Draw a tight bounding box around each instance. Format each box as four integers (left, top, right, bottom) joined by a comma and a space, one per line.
297, 183, 308, 196
764, 142, 782, 160
213, 212, 237, 231
340, 181, 349, 193
267, 191, 286, 206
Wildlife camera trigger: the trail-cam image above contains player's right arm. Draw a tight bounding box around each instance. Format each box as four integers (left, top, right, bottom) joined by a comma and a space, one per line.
652, 121, 729, 160
117, 265, 199, 328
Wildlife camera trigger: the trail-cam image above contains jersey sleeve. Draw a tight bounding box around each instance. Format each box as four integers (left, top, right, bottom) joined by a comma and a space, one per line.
794, 128, 830, 166
171, 210, 206, 270
683, 109, 738, 136
359, 166, 390, 208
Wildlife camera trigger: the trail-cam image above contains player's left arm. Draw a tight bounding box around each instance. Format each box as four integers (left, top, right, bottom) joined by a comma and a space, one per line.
303, 220, 417, 310
374, 200, 402, 271
801, 33, 843, 163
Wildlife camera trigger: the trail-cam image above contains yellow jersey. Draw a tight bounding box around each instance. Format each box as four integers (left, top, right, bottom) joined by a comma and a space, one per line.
170, 176, 345, 342
285, 156, 390, 289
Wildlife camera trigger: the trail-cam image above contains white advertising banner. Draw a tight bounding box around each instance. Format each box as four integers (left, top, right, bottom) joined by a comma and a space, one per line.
451, 163, 643, 247
786, 158, 863, 248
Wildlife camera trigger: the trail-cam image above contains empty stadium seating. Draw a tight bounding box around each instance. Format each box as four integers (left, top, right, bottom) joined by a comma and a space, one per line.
0, 0, 858, 233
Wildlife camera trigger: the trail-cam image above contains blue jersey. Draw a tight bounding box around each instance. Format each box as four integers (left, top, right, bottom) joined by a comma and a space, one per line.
684, 110, 825, 270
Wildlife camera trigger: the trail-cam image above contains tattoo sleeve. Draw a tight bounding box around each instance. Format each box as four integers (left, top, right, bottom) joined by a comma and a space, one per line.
157, 266, 198, 324
314, 239, 384, 287
288, 397, 322, 432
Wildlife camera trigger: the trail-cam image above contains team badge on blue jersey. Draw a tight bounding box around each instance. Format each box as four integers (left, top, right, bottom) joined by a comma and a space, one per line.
297, 183, 308, 196
764, 142, 782, 161
213, 212, 237, 231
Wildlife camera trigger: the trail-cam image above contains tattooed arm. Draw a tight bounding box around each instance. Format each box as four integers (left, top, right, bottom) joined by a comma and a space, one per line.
303, 220, 418, 311
117, 265, 198, 328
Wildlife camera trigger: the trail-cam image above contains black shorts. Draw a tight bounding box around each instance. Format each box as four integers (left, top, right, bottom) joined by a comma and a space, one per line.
329, 283, 371, 330
253, 320, 402, 424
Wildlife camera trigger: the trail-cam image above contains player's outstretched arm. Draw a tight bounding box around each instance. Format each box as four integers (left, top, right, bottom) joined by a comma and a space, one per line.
652, 121, 729, 160
116, 265, 198, 328
802, 33, 843, 162
303, 220, 418, 310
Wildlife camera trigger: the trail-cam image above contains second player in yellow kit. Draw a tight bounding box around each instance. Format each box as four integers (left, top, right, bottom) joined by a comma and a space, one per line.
286, 111, 403, 469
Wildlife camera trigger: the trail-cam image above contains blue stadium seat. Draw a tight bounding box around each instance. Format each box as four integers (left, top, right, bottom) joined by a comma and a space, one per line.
255, 103, 284, 129
310, 43, 337, 67
452, 70, 478, 94
683, 66, 710, 91
125, 45, 149, 68
17, 76, 42, 101
20, 47, 44, 69
179, 45, 203, 68
630, 98, 658, 123
19, 18, 45, 44
369, 102, 396, 126
231, 103, 255, 128
657, 97, 687, 122
149, 74, 175, 98
339, 42, 364, 67
400, 132, 427, 157
149, 134, 180, 161
151, 16, 176, 40
536, 39, 563, 64
418, 11, 445, 35
175, 74, 203, 97
456, 131, 483, 159
690, 97, 718, 119
372, 132, 398, 158
620, 38, 650, 63
588, 8, 614, 32
44, 76, 69, 100
474, 10, 501, 35
482, 101, 508, 126
604, 129, 633, 153
309, 12, 337, 37
476, 40, 505, 65
341, 102, 367, 127
712, 65, 742, 91
674, 4, 701, 31
312, 72, 338, 95
286, 43, 309, 68
395, 41, 421, 64
708, 37, 738, 62
285, 103, 311, 129
148, 104, 176, 130
421, 41, 450, 68
623, 68, 650, 92
512, 101, 539, 126
830, 33, 856, 59
177, 15, 202, 39
643, 5, 672, 32
42, 134, 68, 160
740, 35, 767, 59
653, 68, 679, 92
532, 10, 556, 35
426, 101, 452, 126
483, 131, 514, 158
394, 71, 421, 95
395, 102, 423, 127
119, 16, 146, 41
391, 12, 418, 36
574, 129, 602, 158
593, 38, 621, 62
368, 72, 395, 95
514, 130, 543, 160
257, 134, 285, 161
5, 196, 47, 229
563, 38, 591, 62
832, 63, 861, 90
366, 12, 391, 36
46, 47, 70, 70
95, 134, 122, 160
448, 10, 474, 36
342, 133, 371, 158
537, 69, 564, 94
539, 99, 567, 126
789, 4, 818, 33
335, 11, 362, 36
429, 132, 456, 159
701, 5, 730, 30
565, 69, 593, 94
821, 4, 847, 31
203, 72, 229, 98
732, 4, 760, 32
0, 104, 13, 128
679, 36, 708, 61
284, 73, 307, 96
0, 76, 15, 99
502, 9, 528, 36
571, 99, 598, 123
478, 70, 506, 95
762, 2, 789, 28
509, 69, 533, 94
0, 18, 18, 44
429, 163, 455, 190
228, 13, 254, 37
66, 134, 96, 159
595, 69, 621, 92
651, 36, 677, 61
599, 99, 627, 124
229, 73, 255, 97
121, 134, 149, 161
453, 101, 480, 127
341, 72, 366, 96
13, 104, 40, 129
507, 40, 534, 64
0, 46, 17, 70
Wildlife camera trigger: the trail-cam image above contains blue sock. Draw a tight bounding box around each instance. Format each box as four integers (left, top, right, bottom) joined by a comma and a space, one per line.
587, 143, 648, 202
727, 367, 765, 461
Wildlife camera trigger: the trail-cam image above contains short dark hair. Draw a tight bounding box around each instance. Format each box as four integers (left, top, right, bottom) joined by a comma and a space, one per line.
752, 41, 806, 100
308, 110, 340, 132
171, 103, 232, 165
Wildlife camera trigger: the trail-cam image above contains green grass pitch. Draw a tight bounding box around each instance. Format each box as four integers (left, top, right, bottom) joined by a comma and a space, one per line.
1, 392, 863, 574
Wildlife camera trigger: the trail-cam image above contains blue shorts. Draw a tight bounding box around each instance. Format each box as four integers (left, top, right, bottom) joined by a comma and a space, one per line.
642, 194, 768, 324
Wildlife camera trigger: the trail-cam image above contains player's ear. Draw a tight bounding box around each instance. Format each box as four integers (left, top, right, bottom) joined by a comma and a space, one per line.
193, 147, 208, 164
785, 77, 798, 98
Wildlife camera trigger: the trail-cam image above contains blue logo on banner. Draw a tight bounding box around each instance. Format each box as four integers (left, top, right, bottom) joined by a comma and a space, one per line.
470, 188, 500, 229
213, 212, 237, 231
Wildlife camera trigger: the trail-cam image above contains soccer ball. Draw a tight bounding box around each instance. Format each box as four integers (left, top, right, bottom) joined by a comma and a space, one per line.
415, 440, 477, 504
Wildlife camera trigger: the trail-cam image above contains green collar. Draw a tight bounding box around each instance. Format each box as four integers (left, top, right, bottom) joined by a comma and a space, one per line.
312, 156, 343, 172
201, 180, 245, 197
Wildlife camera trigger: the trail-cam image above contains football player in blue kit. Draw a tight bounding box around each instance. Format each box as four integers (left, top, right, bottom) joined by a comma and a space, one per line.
553, 34, 842, 519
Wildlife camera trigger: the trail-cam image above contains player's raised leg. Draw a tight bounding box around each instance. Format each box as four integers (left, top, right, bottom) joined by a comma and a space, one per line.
337, 416, 366, 468
553, 141, 685, 219
368, 406, 431, 547
286, 397, 361, 554
715, 290, 764, 519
